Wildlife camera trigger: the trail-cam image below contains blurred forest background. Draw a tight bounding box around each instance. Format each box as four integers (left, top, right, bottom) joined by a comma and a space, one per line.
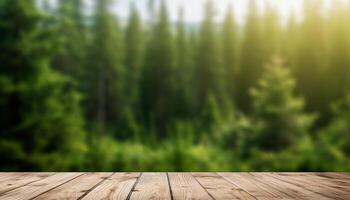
1, 0, 350, 171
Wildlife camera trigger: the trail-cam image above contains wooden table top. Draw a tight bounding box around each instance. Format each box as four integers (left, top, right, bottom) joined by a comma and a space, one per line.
0, 173, 349, 199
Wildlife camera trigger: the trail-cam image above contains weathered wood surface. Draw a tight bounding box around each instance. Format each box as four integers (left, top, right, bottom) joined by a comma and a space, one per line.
0, 173, 349, 200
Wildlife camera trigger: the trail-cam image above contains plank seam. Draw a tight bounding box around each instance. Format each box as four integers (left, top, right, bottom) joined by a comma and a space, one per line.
126, 172, 142, 200
0, 173, 57, 196
192, 173, 215, 200
216, 173, 258, 200
28, 173, 85, 200
166, 173, 174, 200
77, 172, 115, 200
265, 173, 339, 200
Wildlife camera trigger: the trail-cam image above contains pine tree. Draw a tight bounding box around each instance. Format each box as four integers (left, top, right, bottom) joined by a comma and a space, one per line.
83, 0, 124, 136
283, 13, 298, 68
294, 0, 327, 118
237, 0, 264, 112
147, 0, 156, 22
326, 1, 350, 105
222, 6, 238, 102
125, 3, 143, 109
320, 93, 350, 160
0, 0, 86, 170
262, 4, 280, 61
53, 0, 86, 79
121, 3, 144, 141
175, 7, 193, 117
176, 7, 190, 79
251, 58, 314, 151
195, 0, 224, 111
140, 0, 177, 137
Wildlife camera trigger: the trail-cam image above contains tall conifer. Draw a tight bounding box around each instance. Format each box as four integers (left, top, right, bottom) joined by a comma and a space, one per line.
237, 0, 264, 112
83, 0, 124, 135
251, 58, 313, 151
0, 0, 86, 170
140, 0, 177, 136
53, 0, 86, 79
222, 6, 238, 102
195, 0, 224, 111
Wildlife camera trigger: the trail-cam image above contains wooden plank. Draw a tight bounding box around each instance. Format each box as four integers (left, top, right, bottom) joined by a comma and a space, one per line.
301, 174, 350, 192
316, 173, 350, 180
268, 173, 349, 200
0, 173, 54, 194
191, 173, 219, 177
81, 173, 140, 200
129, 173, 172, 200
0, 173, 40, 183
34, 173, 112, 200
0, 173, 22, 180
0, 172, 348, 200
218, 173, 290, 200
0, 173, 82, 200
250, 173, 333, 200
168, 173, 213, 200
275, 173, 350, 198
193, 173, 255, 200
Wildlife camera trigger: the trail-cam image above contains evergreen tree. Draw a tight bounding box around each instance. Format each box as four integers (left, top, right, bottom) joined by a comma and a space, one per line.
175, 7, 193, 117
53, 0, 86, 79
195, 0, 224, 111
283, 13, 299, 68
125, 3, 143, 109
147, 0, 156, 22
294, 0, 327, 118
83, 0, 124, 136
121, 3, 144, 141
251, 58, 314, 151
140, 0, 177, 136
326, 1, 350, 104
237, 0, 264, 112
262, 4, 280, 61
319, 93, 350, 161
0, 0, 86, 170
222, 6, 238, 101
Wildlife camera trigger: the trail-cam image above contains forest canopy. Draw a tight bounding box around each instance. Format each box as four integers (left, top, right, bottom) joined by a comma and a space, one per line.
1, 0, 350, 171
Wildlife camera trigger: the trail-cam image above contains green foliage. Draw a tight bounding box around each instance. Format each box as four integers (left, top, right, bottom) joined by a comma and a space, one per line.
124, 3, 143, 109
52, 0, 86, 78
250, 59, 314, 151
82, 0, 124, 136
326, 2, 350, 106
236, 0, 265, 112
175, 7, 194, 118
1, 0, 350, 172
294, 0, 328, 119
195, 0, 224, 112
222, 7, 238, 101
314, 94, 350, 171
0, 0, 86, 171
140, 0, 177, 135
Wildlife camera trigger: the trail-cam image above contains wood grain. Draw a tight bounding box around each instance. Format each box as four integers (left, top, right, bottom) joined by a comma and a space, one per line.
34, 173, 112, 200
0, 173, 82, 200
0, 173, 348, 200
250, 173, 332, 200
81, 173, 140, 200
270, 173, 349, 200
129, 173, 172, 200
218, 173, 289, 200
0, 173, 54, 194
193, 173, 255, 200
168, 173, 213, 200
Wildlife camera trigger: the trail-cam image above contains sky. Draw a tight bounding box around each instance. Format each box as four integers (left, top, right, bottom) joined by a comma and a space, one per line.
111, 0, 308, 25
80, 0, 342, 25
